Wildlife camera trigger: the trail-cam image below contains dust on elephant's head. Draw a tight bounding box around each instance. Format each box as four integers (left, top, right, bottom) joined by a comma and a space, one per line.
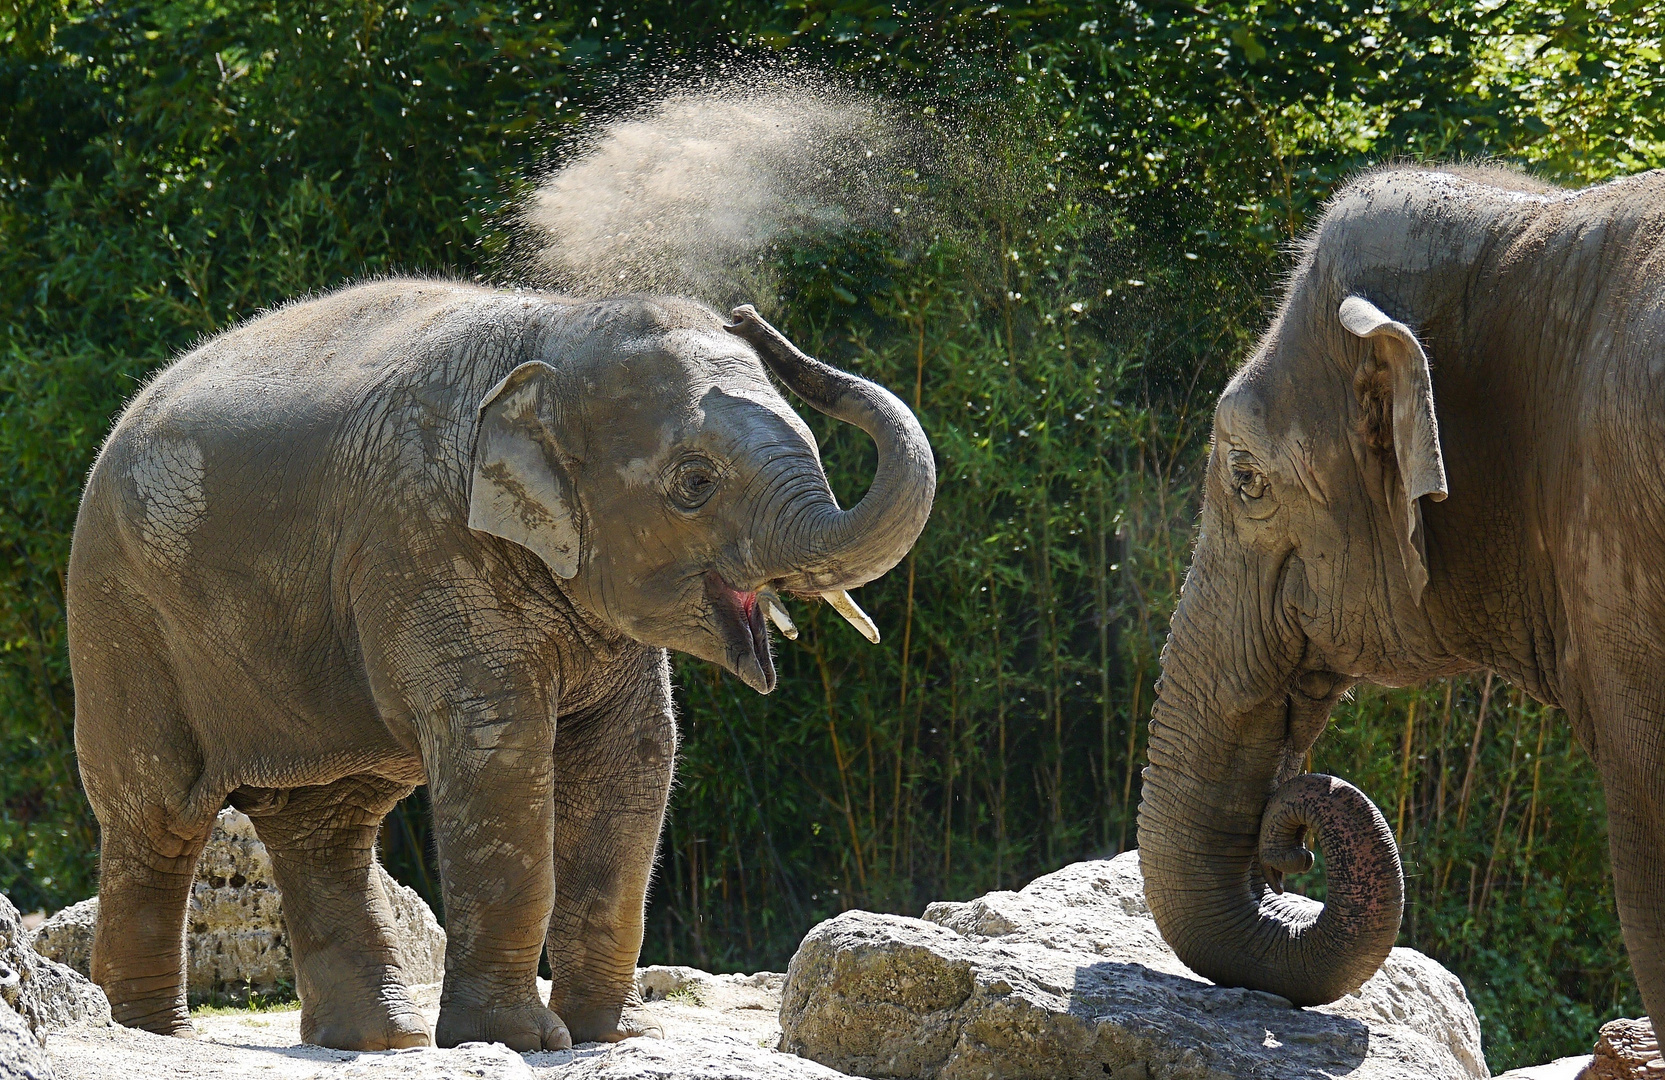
1210, 290, 1449, 681
467, 297, 935, 694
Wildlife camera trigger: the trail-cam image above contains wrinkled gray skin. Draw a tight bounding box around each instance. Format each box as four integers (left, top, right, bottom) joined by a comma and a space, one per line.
1140, 165, 1665, 1018
66, 281, 933, 1051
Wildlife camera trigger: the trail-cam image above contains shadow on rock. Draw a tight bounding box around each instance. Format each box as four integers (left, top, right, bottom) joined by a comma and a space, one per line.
780, 851, 1485, 1080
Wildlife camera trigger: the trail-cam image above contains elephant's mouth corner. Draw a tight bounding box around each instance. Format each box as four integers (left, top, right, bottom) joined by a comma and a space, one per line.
704, 570, 775, 695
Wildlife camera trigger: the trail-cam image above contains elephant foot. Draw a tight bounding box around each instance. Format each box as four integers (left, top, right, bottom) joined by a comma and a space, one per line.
435, 1001, 572, 1052
113, 1001, 195, 1039
301, 983, 432, 1050
562, 1003, 664, 1043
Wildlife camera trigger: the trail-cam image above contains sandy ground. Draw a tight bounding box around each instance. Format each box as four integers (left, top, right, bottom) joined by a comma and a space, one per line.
44, 973, 798, 1080
36, 969, 1596, 1080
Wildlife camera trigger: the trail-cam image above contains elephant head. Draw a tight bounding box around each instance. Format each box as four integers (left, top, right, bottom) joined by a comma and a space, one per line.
466, 298, 935, 694
1138, 273, 1454, 1003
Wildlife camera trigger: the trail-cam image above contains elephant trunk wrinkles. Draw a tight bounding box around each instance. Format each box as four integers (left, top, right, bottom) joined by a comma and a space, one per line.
724, 306, 935, 592
1139, 590, 1403, 1007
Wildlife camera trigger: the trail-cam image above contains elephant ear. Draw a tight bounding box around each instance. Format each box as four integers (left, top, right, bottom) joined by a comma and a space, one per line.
1341, 296, 1449, 606
468, 361, 583, 579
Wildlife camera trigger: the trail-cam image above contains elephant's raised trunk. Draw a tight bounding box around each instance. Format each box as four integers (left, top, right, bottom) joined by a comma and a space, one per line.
724, 305, 935, 592
1139, 682, 1404, 1005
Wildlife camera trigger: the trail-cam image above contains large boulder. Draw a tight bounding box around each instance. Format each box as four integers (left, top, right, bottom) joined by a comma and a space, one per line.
33, 809, 444, 1002
1578, 1018, 1662, 1079
0, 889, 109, 1064
780, 851, 1487, 1080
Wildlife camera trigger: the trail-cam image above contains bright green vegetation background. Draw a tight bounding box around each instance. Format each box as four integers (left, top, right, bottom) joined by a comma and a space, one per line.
3, 0, 1661, 1068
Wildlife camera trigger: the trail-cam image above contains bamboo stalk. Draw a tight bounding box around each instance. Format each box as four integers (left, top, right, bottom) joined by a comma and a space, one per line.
1478, 696, 1526, 918
993, 573, 1008, 888
814, 617, 868, 894
889, 308, 928, 883
1096, 475, 1113, 850
1434, 680, 1455, 828
890, 552, 917, 879
904, 649, 930, 886
1395, 697, 1420, 842
1442, 672, 1495, 896
1519, 704, 1551, 890
1119, 676, 1142, 853
1039, 503, 1064, 863
944, 658, 957, 887
1455, 671, 1495, 833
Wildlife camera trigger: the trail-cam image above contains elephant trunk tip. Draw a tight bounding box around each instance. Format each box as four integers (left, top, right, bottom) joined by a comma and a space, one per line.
1254, 772, 1405, 1004
1143, 769, 1404, 1009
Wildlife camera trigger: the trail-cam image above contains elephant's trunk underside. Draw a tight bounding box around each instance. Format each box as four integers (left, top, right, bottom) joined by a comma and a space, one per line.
723, 305, 935, 593
1138, 688, 1404, 1006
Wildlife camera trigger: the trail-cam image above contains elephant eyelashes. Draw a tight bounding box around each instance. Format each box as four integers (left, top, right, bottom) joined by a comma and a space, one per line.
668, 456, 720, 510
1236, 471, 1269, 501
1228, 451, 1269, 501
1228, 450, 1277, 518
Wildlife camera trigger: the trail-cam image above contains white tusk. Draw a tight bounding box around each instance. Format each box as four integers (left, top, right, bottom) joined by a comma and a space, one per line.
822, 590, 880, 644
757, 588, 798, 640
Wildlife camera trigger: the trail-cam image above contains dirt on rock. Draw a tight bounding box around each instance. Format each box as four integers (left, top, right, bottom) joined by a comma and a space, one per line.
43, 971, 837, 1080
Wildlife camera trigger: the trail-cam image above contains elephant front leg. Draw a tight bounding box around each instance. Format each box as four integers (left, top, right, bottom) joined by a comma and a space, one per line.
546, 656, 677, 1043
429, 734, 571, 1052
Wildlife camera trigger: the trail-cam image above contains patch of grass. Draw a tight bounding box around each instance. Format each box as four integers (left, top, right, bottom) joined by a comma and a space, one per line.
665, 985, 706, 1008
190, 989, 299, 1016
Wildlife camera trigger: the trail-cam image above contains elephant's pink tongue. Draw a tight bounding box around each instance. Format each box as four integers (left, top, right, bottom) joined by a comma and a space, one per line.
704, 571, 776, 694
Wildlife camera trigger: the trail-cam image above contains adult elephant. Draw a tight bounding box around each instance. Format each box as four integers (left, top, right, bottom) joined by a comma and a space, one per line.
66, 282, 933, 1051
1138, 165, 1665, 1021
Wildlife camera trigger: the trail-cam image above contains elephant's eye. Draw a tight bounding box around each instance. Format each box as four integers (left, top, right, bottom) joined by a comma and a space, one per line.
1228, 450, 1271, 504
1235, 469, 1269, 501
669, 457, 719, 510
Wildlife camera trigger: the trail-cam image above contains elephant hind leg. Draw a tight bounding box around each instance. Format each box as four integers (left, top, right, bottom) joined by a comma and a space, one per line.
92, 811, 212, 1036
74, 589, 215, 1037
248, 774, 429, 1051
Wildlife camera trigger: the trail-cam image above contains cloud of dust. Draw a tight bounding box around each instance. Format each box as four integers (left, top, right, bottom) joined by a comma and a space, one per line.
518, 78, 916, 305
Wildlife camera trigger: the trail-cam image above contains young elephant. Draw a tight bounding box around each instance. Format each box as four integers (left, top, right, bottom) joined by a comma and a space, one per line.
1138, 164, 1665, 1023
66, 282, 934, 1050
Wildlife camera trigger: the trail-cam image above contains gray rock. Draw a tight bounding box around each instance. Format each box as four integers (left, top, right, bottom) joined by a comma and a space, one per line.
562, 1035, 856, 1079
23, 906, 90, 988
33, 809, 445, 1002
333, 1042, 535, 1078
1, 892, 109, 1049
781, 851, 1488, 1080
0, 889, 109, 1058
380, 873, 446, 987
0, 998, 55, 1080
637, 966, 785, 1005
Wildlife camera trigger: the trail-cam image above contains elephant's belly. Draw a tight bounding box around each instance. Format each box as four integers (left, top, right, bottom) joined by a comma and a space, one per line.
181, 657, 426, 799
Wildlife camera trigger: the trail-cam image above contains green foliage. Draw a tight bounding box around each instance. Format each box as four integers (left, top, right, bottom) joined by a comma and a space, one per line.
1311, 680, 1638, 1067
3, 0, 1662, 1071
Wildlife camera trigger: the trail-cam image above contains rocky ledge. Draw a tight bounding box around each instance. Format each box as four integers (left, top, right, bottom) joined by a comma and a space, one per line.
8, 845, 1620, 1079
43, 970, 827, 1080
781, 851, 1487, 1080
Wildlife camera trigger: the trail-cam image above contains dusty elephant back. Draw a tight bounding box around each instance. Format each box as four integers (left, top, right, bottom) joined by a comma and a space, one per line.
86, 280, 544, 549
64, 280, 614, 804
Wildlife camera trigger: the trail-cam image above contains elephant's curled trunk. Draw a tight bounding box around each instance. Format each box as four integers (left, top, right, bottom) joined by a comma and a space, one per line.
1139, 728, 1404, 1006
724, 305, 935, 592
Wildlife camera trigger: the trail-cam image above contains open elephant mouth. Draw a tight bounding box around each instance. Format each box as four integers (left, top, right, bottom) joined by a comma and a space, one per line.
704, 570, 775, 694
